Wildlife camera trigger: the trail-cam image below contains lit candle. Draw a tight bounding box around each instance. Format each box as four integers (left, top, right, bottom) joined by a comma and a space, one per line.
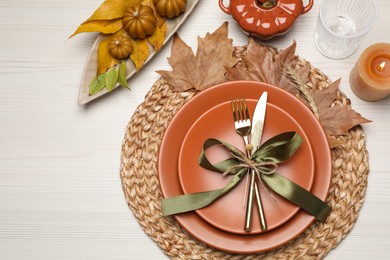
349, 43, 390, 101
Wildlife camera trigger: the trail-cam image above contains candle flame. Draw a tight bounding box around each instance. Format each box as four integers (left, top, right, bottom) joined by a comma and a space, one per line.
378, 61, 386, 71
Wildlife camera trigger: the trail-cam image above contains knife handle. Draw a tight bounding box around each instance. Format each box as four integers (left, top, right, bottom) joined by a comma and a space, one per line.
244, 170, 267, 232
254, 175, 267, 231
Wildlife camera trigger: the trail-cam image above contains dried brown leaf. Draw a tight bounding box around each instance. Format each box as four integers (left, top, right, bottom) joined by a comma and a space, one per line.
157, 22, 238, 91
225, 66, 256, 81
311, 79, 371, 147
227, 38, 300, 95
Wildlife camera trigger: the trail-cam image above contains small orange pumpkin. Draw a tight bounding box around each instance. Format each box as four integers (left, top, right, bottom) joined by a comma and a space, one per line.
108, 35, 133, 60
122, 4, 157, 39
153, 0, 187, 18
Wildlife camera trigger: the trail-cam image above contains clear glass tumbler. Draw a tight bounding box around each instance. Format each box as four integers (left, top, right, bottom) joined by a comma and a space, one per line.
314, 0, 377, 59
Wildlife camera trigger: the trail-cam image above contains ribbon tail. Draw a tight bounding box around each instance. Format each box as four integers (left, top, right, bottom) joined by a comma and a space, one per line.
162, 173, 243, 216
162, 188, 225, 216
261, 173, 331, 222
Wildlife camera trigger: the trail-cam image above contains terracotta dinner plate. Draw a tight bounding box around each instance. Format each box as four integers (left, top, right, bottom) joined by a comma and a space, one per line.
158, 81, 331, 254
178, 101, 315, 235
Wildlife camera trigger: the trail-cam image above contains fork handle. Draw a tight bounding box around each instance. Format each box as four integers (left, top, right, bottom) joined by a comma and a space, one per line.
243, 136, 267, 232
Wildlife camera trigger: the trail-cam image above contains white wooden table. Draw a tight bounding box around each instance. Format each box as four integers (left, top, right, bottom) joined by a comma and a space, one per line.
1, 0, 389, 259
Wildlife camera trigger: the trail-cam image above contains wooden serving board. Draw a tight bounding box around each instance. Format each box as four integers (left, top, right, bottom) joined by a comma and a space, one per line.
78, 0, 200, 105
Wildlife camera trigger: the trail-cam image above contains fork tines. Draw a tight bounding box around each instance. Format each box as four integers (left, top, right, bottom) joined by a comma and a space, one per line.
231, 98, 250, 122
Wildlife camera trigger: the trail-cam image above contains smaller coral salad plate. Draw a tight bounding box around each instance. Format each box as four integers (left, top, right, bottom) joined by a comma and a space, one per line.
178, 100, 315, 235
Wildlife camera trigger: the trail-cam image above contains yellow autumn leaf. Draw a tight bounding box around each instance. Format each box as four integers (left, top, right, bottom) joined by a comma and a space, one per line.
86, 0, 140, 22
129, 38, 150, 71
98, 36, 119, 75
69, 19, 123, 38
148, 21, 167, 52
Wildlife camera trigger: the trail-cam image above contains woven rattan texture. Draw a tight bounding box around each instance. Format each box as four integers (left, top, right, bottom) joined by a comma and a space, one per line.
120, 45, 369, 259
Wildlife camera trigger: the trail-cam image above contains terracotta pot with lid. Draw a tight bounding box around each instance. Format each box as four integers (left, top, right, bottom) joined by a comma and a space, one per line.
219, 0, 314, 40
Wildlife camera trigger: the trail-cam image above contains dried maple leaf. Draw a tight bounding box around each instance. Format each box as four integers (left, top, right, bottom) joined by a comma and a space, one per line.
156, 22, 239, 91
226, 38, 300, 95
311, 79, 372, 147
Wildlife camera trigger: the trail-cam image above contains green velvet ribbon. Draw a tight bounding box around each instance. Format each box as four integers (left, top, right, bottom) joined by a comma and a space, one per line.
161, 132, 331, 222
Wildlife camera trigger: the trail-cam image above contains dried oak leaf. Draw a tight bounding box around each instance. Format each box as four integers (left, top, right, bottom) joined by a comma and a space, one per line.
226, 38, 300, 95
156, 22, 239, 91
312, 79, 372, 148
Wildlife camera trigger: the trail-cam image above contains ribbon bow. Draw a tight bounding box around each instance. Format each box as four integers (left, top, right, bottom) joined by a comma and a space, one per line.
162, 132, 331, 222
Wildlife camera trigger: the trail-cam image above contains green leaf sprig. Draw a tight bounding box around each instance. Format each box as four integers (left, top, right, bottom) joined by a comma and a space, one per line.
89, 61, 129, 95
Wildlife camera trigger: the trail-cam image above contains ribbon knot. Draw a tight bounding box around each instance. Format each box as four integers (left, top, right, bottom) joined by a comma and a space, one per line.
223, 150, 278, 177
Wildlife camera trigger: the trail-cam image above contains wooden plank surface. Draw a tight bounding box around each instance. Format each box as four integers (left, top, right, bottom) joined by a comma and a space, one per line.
0, 0, 389, 259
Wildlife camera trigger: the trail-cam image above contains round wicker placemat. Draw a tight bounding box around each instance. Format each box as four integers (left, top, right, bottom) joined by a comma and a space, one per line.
120, 45, 369, 259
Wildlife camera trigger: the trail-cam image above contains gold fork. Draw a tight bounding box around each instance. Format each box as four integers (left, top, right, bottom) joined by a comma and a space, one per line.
231, 98, 266, 232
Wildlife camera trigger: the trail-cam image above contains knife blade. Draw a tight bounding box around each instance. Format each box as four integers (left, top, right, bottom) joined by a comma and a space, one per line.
244, 91, 268, 232
251, 92, 267, 152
